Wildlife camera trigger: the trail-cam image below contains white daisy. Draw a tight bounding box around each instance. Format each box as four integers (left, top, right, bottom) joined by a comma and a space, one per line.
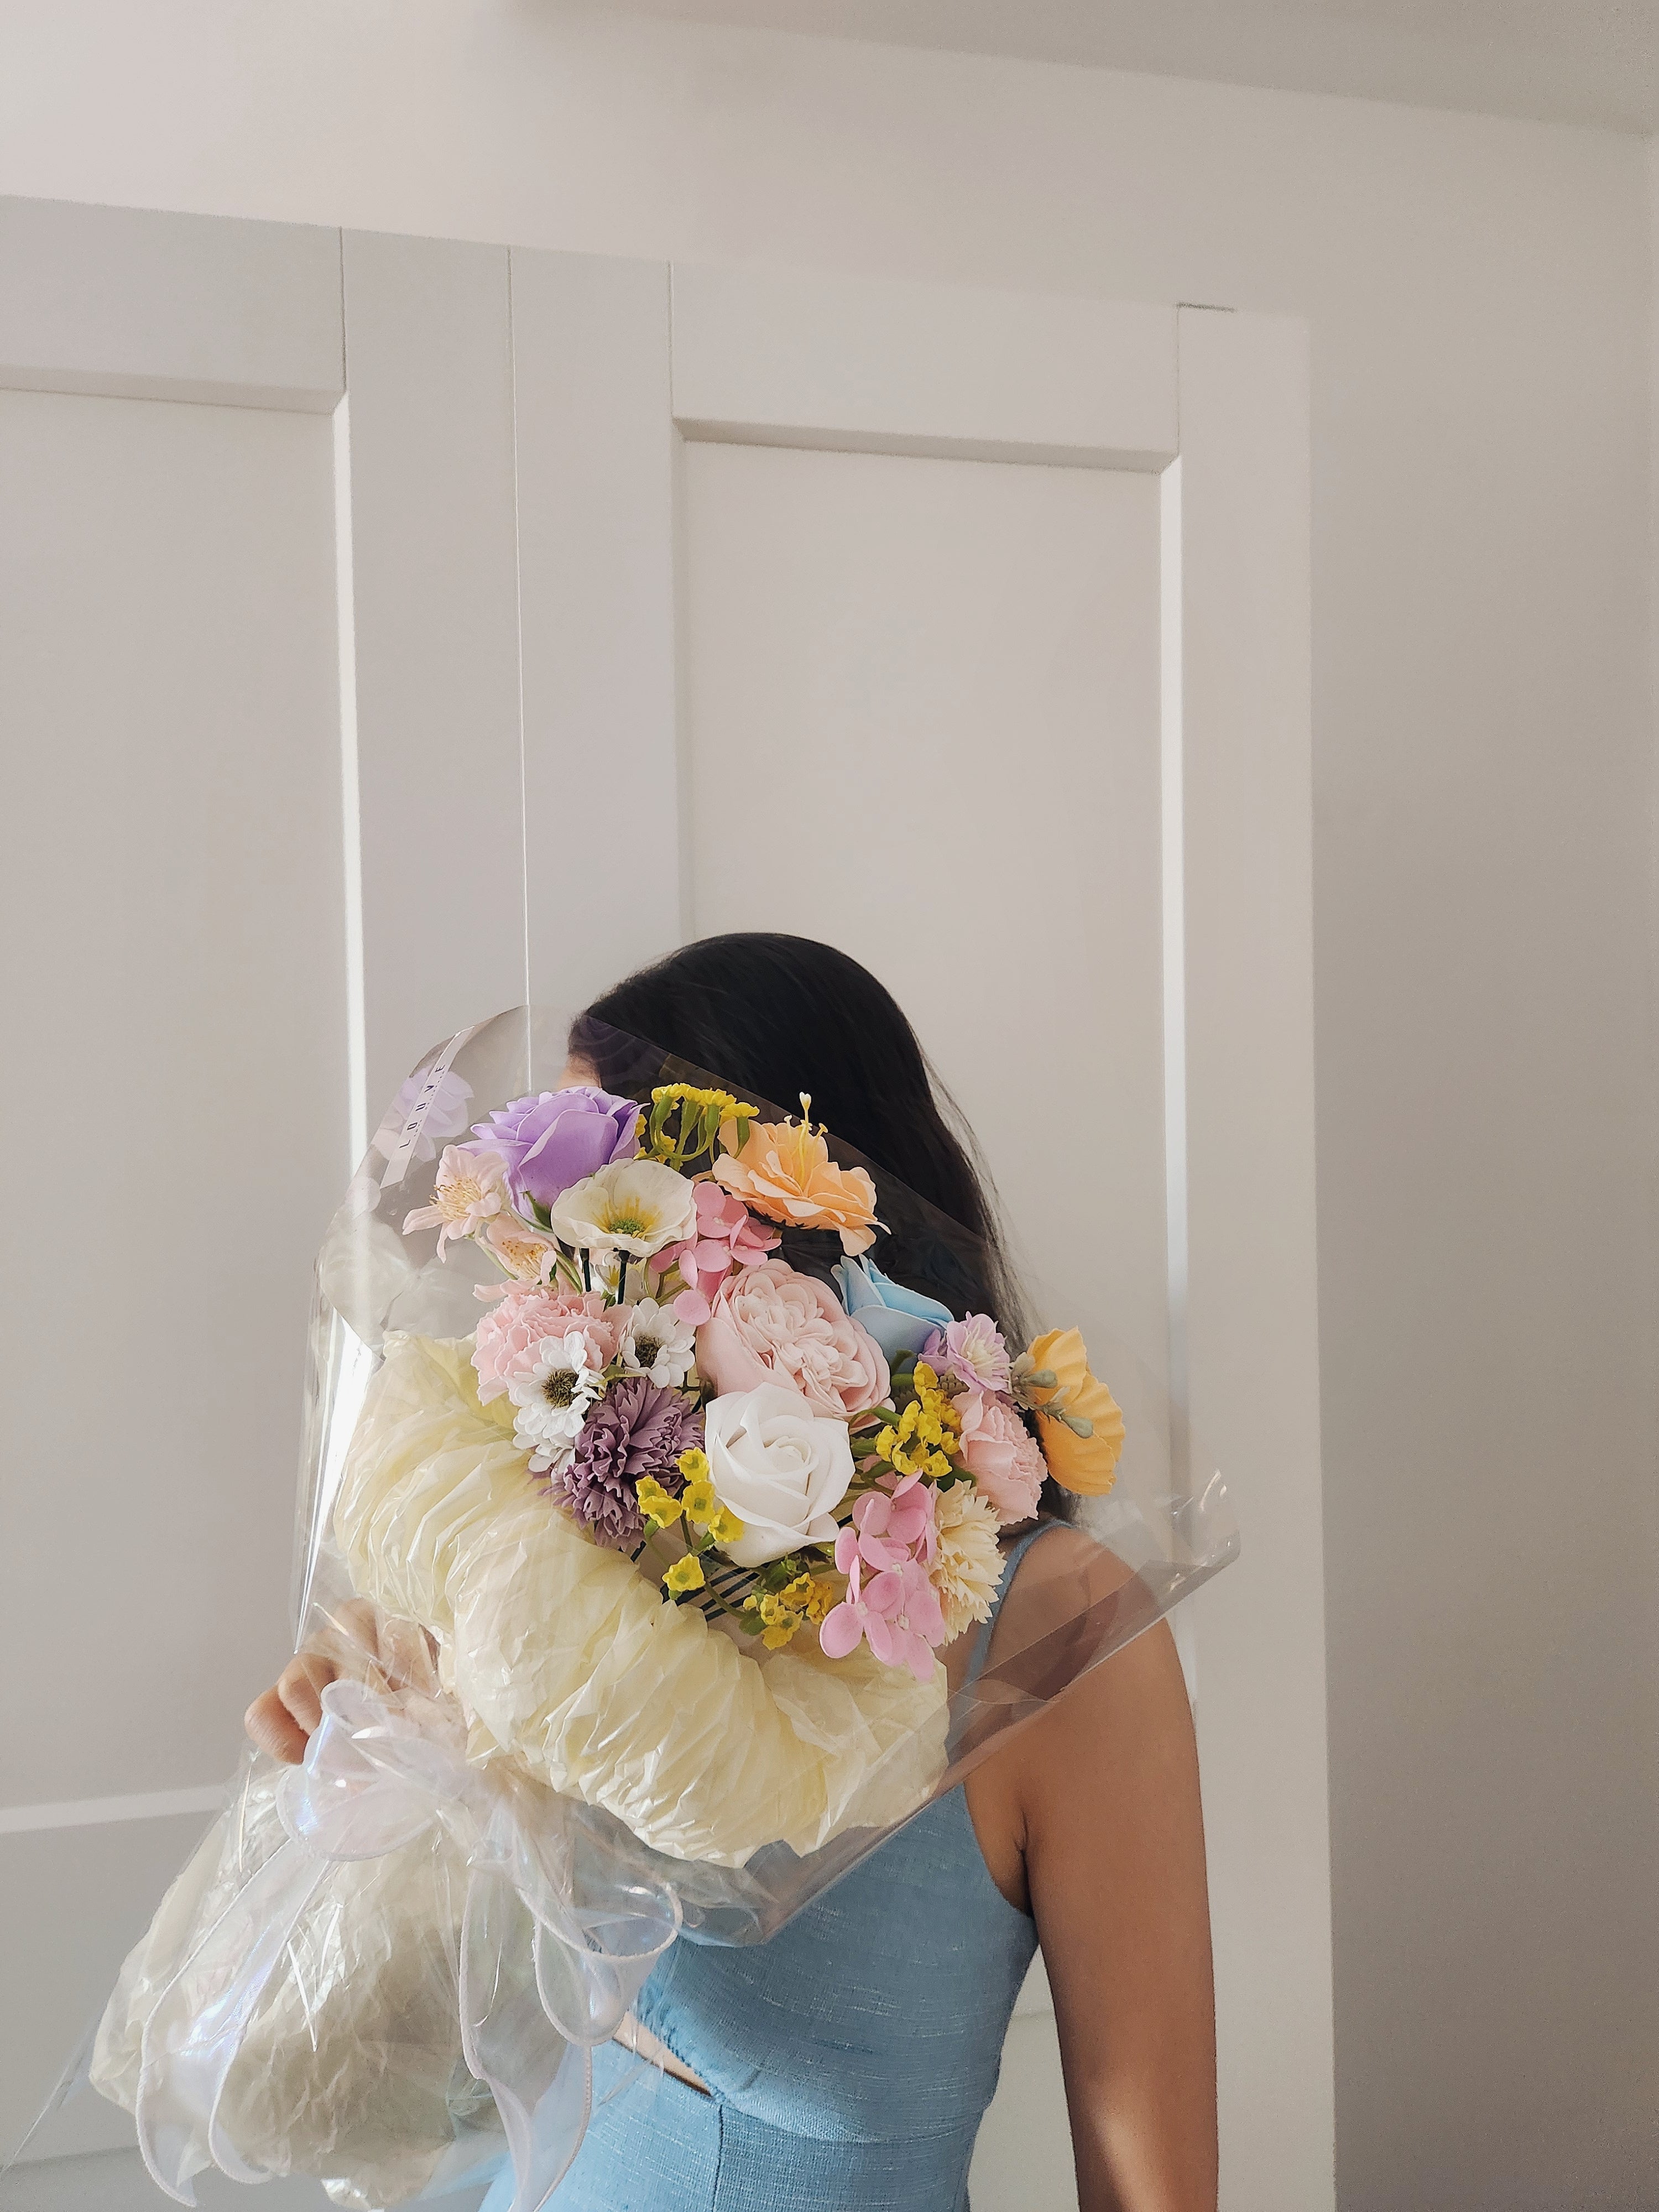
506, 1331, 603, 1473
618, 1297, 698, 1387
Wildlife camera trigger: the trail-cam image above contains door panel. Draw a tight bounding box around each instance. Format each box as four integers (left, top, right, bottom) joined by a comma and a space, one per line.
682, 438, 1168, 1394
0, 388, 347, 1808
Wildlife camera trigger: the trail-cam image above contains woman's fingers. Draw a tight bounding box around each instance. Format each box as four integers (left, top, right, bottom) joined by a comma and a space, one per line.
243, 1684, 311, 1765
278, 1651, 338, 1734
243, 1651, 341, 1765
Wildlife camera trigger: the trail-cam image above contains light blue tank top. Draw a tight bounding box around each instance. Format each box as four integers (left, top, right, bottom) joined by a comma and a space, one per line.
484, 1528, 1051, 2212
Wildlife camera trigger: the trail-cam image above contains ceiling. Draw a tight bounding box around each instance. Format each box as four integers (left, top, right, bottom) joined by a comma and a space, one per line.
604, 0, 1659, 132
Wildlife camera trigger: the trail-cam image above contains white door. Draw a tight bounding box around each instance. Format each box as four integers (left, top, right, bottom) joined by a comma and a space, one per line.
1, 200, 1325, 2212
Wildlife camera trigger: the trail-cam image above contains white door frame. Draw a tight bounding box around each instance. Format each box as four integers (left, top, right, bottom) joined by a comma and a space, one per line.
2, 195, 1328, 2210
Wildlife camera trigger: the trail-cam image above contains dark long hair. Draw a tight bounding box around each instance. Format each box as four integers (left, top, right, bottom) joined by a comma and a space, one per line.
569, 932, 1031, 1358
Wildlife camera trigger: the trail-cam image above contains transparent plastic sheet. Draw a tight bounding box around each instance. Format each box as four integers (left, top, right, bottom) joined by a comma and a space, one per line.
65, 1006, 1237, 2210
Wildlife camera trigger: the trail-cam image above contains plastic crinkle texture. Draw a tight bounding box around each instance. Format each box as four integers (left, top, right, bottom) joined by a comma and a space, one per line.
74, 1006, 1238, 2211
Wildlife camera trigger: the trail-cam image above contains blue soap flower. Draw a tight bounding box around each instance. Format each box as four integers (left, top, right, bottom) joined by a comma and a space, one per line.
833, 1256, 953, 1361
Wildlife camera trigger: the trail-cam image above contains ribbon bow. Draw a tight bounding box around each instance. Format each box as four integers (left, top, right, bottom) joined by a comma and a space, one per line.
133, 1677, 681, 2210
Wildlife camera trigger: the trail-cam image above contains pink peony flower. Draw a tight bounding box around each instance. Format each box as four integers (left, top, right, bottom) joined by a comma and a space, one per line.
932, 1313, 1011, 1396
696, 1258, 889, 1420
473, 1285, 624, 1402
654, 1182, 780, 1324
957, 1392, 1047, 1525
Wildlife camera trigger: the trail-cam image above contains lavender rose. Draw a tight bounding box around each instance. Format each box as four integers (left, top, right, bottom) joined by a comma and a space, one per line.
548, 1377, 703, 1550
472, 1086, 640, 1214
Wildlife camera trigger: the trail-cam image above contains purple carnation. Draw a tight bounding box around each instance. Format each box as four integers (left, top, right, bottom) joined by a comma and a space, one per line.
549, 1378, 704, 1551
472, 1086, 640, 1215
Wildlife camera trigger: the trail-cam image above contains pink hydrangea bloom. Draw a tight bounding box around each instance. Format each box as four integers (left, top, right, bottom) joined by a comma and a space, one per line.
819, 1478, 945, 1682
473, 1285, 623, 1402
821, 1546, 945, 1684
654, 1182, 780, 1324
846, 1477, 937, 1569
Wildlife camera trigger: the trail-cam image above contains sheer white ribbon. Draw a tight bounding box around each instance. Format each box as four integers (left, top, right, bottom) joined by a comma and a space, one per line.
132, 1678, 681, 2210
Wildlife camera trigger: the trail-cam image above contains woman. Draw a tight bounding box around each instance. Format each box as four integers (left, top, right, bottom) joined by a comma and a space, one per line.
248, 934, 1217, 2212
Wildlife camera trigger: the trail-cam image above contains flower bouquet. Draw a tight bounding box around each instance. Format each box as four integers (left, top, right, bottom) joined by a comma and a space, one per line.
85, 1008, 1235, 2212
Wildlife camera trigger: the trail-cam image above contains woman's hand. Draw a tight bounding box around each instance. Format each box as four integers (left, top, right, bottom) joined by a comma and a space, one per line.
244, 1601, 439, 1766
244, 1650, 340, 1765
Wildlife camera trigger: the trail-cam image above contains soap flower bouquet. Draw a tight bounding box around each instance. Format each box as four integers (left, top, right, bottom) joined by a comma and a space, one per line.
85, 1013, 1234, 2212
403, 1076, 1126, 1679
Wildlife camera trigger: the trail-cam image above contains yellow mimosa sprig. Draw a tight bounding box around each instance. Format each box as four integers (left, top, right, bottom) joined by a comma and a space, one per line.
641, 1085, 758, 1172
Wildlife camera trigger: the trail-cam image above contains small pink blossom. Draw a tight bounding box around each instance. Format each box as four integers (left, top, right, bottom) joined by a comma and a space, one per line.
653, 1182, 780, 1323
932, 1313, 1011, 1396
473, 1285, 624, 1402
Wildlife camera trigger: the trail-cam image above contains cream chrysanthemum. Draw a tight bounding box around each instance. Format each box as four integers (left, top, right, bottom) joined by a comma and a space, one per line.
930, 1485, 1006, 1637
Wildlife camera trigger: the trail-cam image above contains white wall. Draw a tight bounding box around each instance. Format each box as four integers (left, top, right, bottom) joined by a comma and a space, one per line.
0, 7, 1652, 2206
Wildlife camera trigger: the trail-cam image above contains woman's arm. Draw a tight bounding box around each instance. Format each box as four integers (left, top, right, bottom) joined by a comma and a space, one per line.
974, 1613, 1217, 2212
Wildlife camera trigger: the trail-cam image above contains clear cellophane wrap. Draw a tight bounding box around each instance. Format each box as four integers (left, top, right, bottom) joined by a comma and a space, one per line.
86, 1008, 1237, 2210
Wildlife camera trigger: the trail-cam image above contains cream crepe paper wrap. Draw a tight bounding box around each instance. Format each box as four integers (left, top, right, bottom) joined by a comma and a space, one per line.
336, 1334, 949, 1867
90, 1767, 492, 2212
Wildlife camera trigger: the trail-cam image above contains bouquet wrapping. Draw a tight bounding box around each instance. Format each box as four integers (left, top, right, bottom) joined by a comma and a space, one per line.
86, 1007, 1237, 2209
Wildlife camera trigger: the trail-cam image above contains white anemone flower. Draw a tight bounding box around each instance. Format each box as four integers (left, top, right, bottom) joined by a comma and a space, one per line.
506, 1330, 603, 1474
618, 1297, 698, 1387
548, 1159, 698, 1260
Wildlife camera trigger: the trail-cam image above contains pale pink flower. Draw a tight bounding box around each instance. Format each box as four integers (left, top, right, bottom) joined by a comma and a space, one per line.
473, 1285, 623, 1402
696, 1257, 889, 1420
932, 1313, 1011, 1396
654, 1182, 780, 1324
957, 1392, 1047, 1525
480, 1214, 560, 1287
403, 1145, 509, 1255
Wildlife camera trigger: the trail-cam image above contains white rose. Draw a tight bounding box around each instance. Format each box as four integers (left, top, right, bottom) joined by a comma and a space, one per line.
705, 1384, 856, 1568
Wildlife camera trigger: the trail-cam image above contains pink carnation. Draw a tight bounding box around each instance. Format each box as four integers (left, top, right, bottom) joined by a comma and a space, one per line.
957, 1392, 1046, 1525
473, 1286, 623, 1402
696, 1257, 889, 1419
655, 1182, 780, 1324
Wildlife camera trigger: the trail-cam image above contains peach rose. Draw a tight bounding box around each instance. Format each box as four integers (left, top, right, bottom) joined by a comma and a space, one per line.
711, 1114, 880, 1256
696, 1258, 890, 1419
1023, 1328, 1126, 1496
957, 1392, 1048, 1525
